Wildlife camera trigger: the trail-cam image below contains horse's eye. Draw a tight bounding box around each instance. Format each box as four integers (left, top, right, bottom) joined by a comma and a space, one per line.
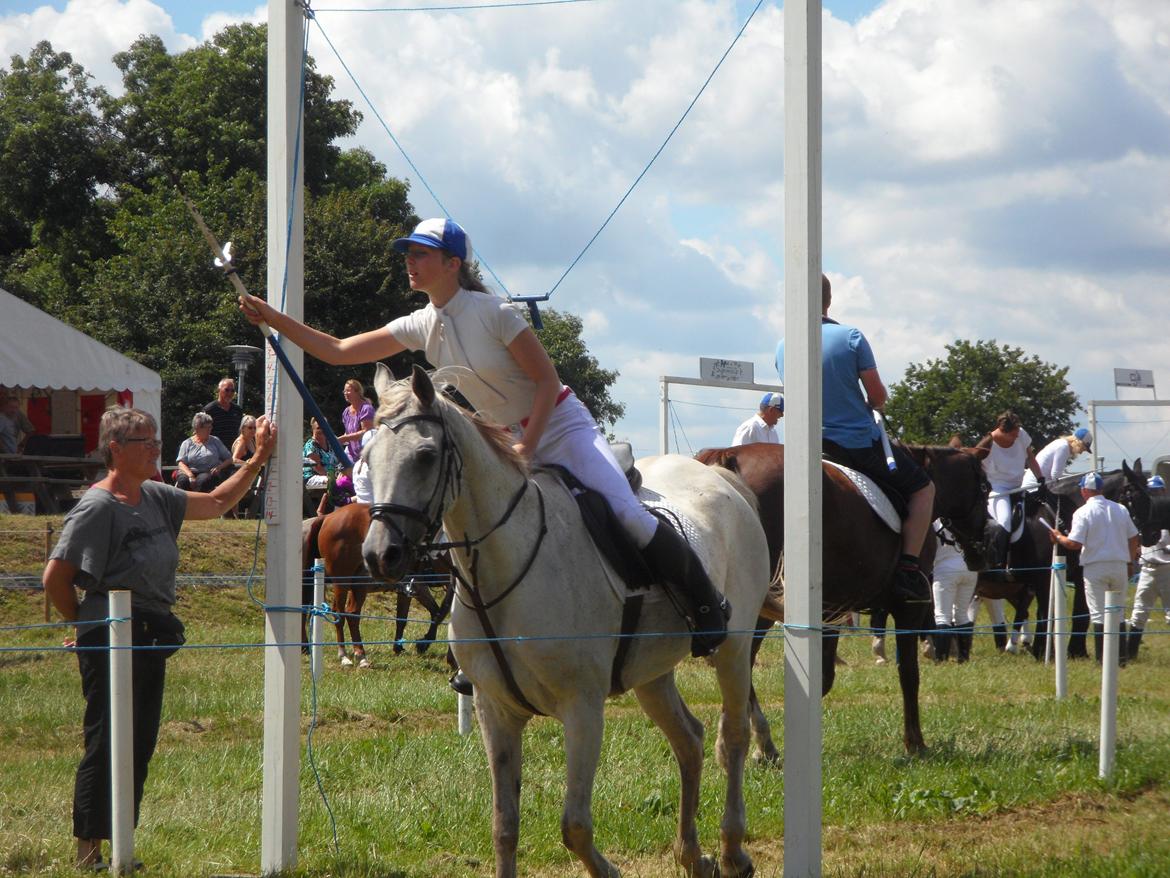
416, 446, 438, 466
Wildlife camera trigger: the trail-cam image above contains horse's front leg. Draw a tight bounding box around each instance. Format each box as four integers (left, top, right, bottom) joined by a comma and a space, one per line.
393, 591, 410, 654
476, 695, 528, 878
712, 638, 755, 878
348, 587, 369, 668
634, 673, 709, 878
332, 584, 352, 665
892, 602, 926, 754
411, 584, 442, 654
560, 698, 621, 878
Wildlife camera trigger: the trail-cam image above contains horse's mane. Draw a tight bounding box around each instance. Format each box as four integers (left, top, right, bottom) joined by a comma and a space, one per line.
374, 376, 529, 474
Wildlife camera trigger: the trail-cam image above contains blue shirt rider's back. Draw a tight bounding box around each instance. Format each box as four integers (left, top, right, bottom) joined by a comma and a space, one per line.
775, 317, 880, 449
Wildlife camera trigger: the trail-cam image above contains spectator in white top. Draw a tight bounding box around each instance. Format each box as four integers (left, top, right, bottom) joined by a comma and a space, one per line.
1050, 472, 1140, 664
1127, 475, 1170, 660
979, 411, 1044, 574
930, 520, 978, 662
1023, 427, 1092, 487
731, 393, 784, 446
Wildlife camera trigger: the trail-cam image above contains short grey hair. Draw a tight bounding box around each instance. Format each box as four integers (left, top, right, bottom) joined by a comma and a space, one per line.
192, 412, 214, 431
98, 407, 157, 468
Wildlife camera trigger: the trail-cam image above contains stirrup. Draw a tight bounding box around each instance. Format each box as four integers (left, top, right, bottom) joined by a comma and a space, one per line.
449, 671, 473, 696
690, 597, 731, 658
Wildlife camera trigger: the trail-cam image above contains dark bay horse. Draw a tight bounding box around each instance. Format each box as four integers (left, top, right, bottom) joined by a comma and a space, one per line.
1121, 459, 1170, 540
301, 503, 454, 666
696, 441, 991, 754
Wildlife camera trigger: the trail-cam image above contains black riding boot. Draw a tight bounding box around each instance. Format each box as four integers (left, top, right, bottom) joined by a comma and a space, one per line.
1092, 623, 1104, 664
955, 626, 973, 663
1119, 622, 1130, 668
992, 623, 1008, 653
643, 522, 731, 657
931, 624, 953, 662
1128, 627, 1144, 661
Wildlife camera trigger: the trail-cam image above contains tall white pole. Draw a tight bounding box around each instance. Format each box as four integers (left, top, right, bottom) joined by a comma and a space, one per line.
311, 563, 325, 683
659, 378, 669, 455
108, 590, 135, 876
783, 2, 823, 876
262, 0, 305, 871
1052, 561, 1068, 699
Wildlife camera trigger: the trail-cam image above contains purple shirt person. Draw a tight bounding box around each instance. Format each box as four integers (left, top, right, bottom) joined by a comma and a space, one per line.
339, 378, 375, 462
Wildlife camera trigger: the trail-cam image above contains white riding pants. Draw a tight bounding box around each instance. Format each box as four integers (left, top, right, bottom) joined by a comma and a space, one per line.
933, 567, 977, 626
987, 481, 1020, 533
529, 392, 659, 549
1082, 561, 1129, 626
1129, 564, 1170, 628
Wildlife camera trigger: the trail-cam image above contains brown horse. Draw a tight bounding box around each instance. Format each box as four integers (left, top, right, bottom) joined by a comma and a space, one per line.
301, 503, 454, 666
696, 441, 991, 755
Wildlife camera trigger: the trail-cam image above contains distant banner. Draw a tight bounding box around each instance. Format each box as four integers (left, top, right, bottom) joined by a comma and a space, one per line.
700, 357, 754, 384
1113, 368, 1155, 389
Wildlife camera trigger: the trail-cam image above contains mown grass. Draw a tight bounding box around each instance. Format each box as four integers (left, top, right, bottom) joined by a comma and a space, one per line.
2, 513, 1169, 876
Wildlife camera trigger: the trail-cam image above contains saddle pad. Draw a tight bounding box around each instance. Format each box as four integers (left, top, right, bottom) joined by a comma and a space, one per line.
637, 486, 713, 571
823, 461, 902, 534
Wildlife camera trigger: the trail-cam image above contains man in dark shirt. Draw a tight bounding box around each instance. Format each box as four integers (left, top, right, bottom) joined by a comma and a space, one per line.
201, 378, 243, 445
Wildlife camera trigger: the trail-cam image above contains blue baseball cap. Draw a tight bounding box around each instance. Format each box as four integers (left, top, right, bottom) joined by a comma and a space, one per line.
1148, 475, 1166, 490
1074, 427, 1092, 449
1080, 472, 1103, 491
393, 218, 471, 261
760, 392, 784, 412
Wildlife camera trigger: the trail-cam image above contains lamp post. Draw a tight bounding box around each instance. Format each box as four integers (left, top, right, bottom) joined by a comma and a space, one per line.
226, 344, 263, 410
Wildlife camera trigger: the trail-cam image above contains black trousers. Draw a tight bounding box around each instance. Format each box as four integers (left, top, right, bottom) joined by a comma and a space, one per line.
73, 628, 168, 840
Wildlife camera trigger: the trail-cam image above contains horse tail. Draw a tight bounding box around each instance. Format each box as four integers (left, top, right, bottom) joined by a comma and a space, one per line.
695, 446, 739, 473
301, 514, 326, 571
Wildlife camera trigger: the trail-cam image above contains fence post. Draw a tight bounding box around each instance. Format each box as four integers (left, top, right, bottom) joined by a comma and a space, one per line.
108, 590, 135, 875
311, 563, 325, 684
1099, 588, 1121, 779
1052, 562, 1067, 700
43, 523, 54, 622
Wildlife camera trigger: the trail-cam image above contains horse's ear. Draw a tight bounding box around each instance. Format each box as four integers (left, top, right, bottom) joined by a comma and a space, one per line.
947, 435, 963, 449
411, 363, 436, 408
1134, 457, 1144, 477
373, 362, 396, 404
970, 445, 990, 460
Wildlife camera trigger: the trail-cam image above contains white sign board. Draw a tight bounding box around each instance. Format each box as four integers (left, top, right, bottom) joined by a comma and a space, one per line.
700, 357, 754, 384
1114, 368, 1155, 389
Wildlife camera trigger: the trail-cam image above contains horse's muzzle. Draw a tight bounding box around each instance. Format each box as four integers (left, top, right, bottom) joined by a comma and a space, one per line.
362, 519, 415, 584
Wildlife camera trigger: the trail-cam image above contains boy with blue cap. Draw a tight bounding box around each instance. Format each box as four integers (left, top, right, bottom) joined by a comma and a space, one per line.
731, 392, 784, 446
1128, 474, 1170, 660
1049, 472, 1139, 664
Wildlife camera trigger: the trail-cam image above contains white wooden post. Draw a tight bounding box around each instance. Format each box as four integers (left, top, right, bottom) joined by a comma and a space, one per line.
108, 590, 135, 876
1052, 561, 1068, 700
1099, 588, 1121, 779
311, 563, 325, 683
262, 0, 305, 871
659, 378, 669, 455
783, 1, 823, 875
457, 692, 474, 736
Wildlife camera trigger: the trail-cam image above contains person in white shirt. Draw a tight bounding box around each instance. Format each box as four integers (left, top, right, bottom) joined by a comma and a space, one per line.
1050, 471, 1140, 664
930, 520, 978, 662
731, 393, 783, 446
1128, 475, 1170, 660
1023, 427, 1092, 486
241, 218, 732, 688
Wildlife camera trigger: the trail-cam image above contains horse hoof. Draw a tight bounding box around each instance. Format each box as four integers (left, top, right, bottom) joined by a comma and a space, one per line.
357, 656, 371, 669
416, 640, 432, 655
340, 654, 354, 667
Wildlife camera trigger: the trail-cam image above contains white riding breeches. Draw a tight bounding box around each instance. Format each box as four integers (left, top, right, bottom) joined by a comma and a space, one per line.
1082, 561, 1129, 626
1129, 565, 1170, 628
529, 392, 659, 549
933, 567, 977, 626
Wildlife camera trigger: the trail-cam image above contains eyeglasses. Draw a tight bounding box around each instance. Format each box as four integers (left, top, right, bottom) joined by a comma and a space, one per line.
122, 438, 162, 450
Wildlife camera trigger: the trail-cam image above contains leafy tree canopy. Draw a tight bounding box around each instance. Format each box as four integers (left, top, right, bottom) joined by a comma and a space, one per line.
885, 339, 1079, 448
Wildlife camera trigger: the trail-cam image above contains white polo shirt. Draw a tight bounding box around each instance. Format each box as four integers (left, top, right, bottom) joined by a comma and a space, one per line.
731, 414, 779, 447
1023, 436, 1070, 485
1067, 494, 1138, 565
982, 427, 1032, 489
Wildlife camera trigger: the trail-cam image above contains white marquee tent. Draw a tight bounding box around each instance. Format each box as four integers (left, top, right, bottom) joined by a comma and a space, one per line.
0, 288, 162, 430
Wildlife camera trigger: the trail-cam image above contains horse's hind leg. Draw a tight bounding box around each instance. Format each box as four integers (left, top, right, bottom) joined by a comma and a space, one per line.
349, 587, 369, 668
892, 602, 927, 754
332, 584, 352, 665
712, 640, 755, 878
393, 590, 410, 654
411, 584, 442, 654
475, 696, 529, 878
747, 618, 779, 764
633, 673, 710, 878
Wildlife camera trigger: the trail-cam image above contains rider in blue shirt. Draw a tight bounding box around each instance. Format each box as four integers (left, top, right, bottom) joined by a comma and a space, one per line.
775, 274, 936, 602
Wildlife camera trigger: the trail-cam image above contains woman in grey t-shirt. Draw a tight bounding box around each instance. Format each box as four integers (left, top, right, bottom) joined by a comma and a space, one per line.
43, 406, 275, 869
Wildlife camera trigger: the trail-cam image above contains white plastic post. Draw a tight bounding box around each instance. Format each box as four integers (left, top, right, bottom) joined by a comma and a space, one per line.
311, 563, 325, 683
783, 1, 823, 875
1045, 573, 1055, 665
108, 590, 134, 876
457, 692, 474, 736
1052, 562, 1068, 699
1099, 589, 1121, 779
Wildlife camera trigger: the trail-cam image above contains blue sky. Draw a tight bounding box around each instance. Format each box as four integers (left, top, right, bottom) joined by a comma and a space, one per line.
3, 1, 1170, 469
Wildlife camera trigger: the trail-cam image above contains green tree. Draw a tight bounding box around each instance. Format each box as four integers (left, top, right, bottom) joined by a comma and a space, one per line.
534, 308, 625, 429
885, 339, 1079, 447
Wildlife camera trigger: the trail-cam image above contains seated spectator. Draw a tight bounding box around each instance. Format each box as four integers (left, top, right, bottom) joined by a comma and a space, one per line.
175, 412, 233, 492
232, 415, 258, 468
304, 417, 354, 515
0, 394, 36, 454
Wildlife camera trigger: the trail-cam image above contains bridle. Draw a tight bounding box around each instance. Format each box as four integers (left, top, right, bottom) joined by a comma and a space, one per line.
366, 405, 549, 715
933, 455, 991, 557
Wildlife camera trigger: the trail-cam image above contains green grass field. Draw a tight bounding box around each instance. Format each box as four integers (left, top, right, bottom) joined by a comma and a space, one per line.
2, 513, 1169, 877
